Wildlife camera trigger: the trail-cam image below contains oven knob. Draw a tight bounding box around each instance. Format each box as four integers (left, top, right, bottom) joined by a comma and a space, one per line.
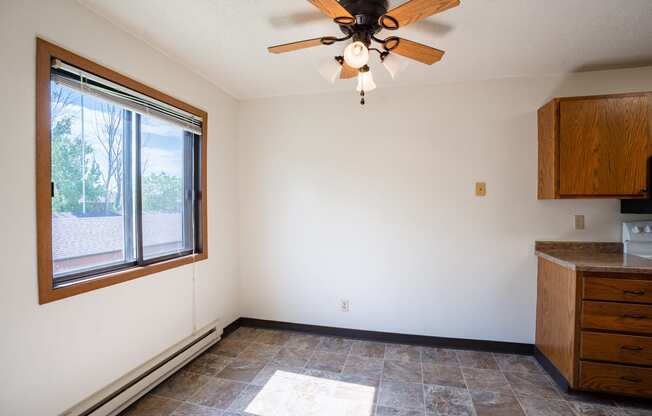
645, 226, 652, 233
633, 226, 642, 234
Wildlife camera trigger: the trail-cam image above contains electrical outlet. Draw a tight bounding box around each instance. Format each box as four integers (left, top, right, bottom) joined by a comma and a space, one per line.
575, 215, 585, 230
340, 299, 350, 312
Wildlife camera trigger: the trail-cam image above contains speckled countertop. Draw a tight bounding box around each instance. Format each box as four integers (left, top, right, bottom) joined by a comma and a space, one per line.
535, 241, 652, 274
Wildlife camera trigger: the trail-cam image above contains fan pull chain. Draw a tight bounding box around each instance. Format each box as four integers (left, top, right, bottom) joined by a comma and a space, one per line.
360, 90, 365, 105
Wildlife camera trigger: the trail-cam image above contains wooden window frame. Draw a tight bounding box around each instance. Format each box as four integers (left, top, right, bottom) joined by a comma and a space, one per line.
36, 38, 208, 304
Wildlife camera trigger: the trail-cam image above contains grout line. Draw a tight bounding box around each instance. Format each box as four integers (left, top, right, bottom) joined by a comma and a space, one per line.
372, 341, 388, 415
301, 334, 324, 373
229, 330, 300, 413
493, 352, 529, 416
342, 338, 353, 375
296, 334, 323, 371
344, 338, 354, 372
459, 364, 478, 416
493, 353, 584, 416
420, 351, 427, 415
303, 347, 316, 370
145, 394, 184, 414
378, 345, 386, 414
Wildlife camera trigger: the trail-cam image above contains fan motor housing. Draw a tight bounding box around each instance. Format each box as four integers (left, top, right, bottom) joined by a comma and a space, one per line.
338, 0, 388, 38
339, 0, 389, 16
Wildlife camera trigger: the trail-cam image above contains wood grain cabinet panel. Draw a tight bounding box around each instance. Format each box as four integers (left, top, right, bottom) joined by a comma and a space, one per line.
538, 100, 559, 199
559, 96, 649, 196
581, 331, 652, 366
535, 258, 579, 386
580, 361, 652, 397
582, 301, 652, 335
538, 92, 652, 199
584, 277, 652, 304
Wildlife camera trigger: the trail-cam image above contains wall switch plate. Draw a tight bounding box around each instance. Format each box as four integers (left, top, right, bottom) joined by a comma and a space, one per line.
340, 299, 350, 312
575, 215, 585, 230
475, 182, 486, 197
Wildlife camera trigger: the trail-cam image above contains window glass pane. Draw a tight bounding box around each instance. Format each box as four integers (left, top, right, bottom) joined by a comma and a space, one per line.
50, 81, 134, 277
140, 114, 192, 260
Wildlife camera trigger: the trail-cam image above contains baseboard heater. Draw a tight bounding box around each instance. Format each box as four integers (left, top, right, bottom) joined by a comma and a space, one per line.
61, 322, 221, 416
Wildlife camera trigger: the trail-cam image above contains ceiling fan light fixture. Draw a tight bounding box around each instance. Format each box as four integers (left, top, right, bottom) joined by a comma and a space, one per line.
343, 41, 370, 69
382, 53, 409, 79
318, 56, 343, 84
356, 68, 377, 93
268, 0, 462, 104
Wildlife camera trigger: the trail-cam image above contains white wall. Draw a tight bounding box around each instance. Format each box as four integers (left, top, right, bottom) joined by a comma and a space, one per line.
0, 1, 239, 414
237, 67, 652, 345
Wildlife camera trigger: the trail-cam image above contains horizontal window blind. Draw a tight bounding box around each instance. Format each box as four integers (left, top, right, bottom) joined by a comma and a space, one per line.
51, 59, 203, 135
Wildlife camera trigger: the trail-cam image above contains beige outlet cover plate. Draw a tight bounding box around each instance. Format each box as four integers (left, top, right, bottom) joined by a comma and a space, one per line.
476, 182, 486, 196
575, 215, 585, 230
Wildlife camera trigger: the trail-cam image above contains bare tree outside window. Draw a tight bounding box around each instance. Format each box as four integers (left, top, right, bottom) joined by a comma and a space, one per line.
51, 85, 73, 123
93, 103, 124, 214
50, 84, 103, 215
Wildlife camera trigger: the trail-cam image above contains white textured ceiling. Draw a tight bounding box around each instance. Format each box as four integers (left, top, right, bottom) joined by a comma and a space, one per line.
79, 0, 652, 100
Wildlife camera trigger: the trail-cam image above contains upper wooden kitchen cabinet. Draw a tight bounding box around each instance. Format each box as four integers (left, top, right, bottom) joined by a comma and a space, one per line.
538, 92, 652, 199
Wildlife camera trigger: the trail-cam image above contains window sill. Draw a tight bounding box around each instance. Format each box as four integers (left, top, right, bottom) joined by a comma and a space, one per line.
39, 253, 206, 304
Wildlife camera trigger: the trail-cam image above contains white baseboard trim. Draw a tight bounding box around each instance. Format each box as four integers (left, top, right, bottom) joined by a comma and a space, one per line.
61, 322, 221, 416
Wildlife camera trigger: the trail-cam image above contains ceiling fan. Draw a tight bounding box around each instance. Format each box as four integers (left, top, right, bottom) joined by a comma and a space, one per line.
268, 0, 460, 105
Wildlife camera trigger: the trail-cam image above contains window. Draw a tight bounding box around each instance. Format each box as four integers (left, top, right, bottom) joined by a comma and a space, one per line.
37, 39, 207, 304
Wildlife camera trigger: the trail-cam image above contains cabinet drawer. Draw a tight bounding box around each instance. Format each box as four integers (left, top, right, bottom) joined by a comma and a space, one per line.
582, 301, 652, 335
580, 361, 652, 397
581, 331, 652, 366
584, 277, 652, 304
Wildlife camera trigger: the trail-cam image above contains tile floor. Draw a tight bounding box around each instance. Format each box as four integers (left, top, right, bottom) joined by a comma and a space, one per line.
120, 327, 652, 416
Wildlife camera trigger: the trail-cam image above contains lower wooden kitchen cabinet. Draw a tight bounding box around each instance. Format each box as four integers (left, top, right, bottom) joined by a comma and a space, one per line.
535, 257, 652, 398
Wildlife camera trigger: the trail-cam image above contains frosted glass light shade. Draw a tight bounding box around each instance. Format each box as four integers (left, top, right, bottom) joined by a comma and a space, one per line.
343, 42, 369, 69
356, 70, 376, 92
382, 53, 409, 79
318, 57, 342, 84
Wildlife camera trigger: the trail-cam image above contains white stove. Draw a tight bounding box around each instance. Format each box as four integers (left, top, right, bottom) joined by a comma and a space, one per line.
623, 221, 652, 259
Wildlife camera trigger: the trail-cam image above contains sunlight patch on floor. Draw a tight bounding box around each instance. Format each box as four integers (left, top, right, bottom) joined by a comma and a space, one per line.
245, 370, 376, 416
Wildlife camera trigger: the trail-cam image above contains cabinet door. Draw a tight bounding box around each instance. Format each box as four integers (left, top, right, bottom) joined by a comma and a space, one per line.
559, 95, 650, 197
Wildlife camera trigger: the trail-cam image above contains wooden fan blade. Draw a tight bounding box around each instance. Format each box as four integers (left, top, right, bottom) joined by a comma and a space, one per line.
381, 0, 460, 29
386, 37, 445, 65
268, 38, 325, 54
340, 62, 358, 79
306, 0, 354, 21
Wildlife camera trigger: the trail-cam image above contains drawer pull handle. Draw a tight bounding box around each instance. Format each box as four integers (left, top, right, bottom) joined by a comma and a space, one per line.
622, 314, 648, 320
621, 376, 643, 383
624, 290, 646, 296
621, 345, 644, 351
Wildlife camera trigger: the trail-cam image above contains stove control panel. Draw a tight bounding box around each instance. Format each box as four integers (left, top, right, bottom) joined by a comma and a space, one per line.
623, 221, 652, 256
624, 221, 652, 241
